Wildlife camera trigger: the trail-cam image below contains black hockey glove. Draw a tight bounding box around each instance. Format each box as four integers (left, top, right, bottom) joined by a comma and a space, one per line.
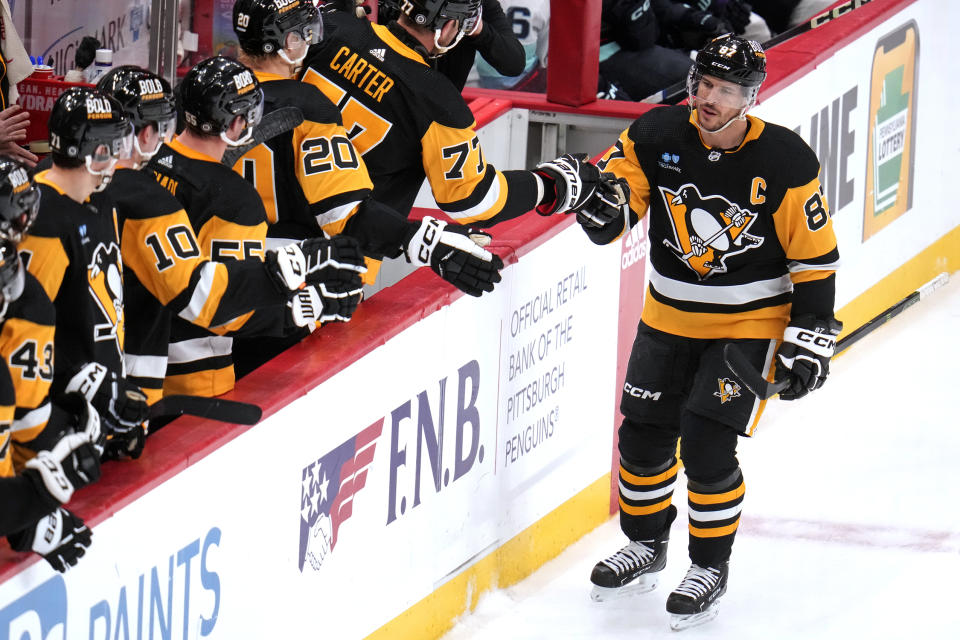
403, 216, 504, 297
22, 393, 103, 504
533, 154, 601, 216
65, 363, 149, 442
266, 236, 367, 292
8, 508, 93, 573
288, 272, 364, 328
774, 314, 843, 401
721, 0, 753, 35
576, 173, 629, 231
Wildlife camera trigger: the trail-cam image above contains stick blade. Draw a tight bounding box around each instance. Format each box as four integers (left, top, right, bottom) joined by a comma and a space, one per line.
723, 343, 787, 400
150, 395, 263, 425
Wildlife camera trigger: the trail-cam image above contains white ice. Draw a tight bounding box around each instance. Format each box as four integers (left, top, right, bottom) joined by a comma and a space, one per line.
442, 272, 960, 640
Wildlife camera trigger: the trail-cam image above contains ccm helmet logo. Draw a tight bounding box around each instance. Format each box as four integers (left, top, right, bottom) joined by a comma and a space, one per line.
233, 70, 255, 94
797, 330, 835, 350
623, 382, 661, 401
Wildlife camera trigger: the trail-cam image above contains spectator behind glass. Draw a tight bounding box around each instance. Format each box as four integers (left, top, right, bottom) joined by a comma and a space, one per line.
599, 0, 726, 102
0, 0, 39, 166
750, 0, 837, 35
473, 0, 549, 92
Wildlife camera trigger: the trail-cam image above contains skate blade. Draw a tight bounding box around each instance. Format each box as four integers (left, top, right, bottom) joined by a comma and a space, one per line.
669, 604, 719, 631
590, 574, 659, 602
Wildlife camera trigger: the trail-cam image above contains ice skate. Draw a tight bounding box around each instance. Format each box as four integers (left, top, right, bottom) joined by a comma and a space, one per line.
666, 562, 728, 631
589, 535, 669, 602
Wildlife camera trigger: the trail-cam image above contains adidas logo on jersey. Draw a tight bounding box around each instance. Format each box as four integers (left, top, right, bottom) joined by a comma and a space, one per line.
369, 48, 386, 61
156, 155, 173, 169
621, 221, 647, 271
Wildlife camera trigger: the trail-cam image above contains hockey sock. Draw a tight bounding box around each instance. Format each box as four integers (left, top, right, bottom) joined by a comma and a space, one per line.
618, 457, 679, 541
686, 469, 744, 567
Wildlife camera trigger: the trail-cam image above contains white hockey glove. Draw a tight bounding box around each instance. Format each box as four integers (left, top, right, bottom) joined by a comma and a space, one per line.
774, 314, 843, 400
403, 217, 504, 297
576, 173, 629, 230
266, 236, 367, 292
7, 507, 93, 573
23, 393, 102, 504
65, 362, 149, 459
533, 153, 601, 215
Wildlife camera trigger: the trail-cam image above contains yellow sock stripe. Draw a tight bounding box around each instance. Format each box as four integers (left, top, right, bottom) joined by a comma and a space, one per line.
688, 482, 745, 505
689, 521, 740, 538
620, 461, 679, 486
619, 495, 673, 516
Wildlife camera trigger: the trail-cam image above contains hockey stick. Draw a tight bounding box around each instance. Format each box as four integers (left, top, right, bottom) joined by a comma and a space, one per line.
724, 272, 950, 400
149, 394, 263, 425
679, 220, 737, 259
640, 0, 875, 105
220, 105, 305, 167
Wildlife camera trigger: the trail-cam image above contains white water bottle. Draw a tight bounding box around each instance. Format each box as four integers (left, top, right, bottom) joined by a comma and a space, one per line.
85, 49, 113, 84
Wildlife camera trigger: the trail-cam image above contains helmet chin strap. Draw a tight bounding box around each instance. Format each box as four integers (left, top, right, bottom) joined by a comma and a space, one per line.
431, 27, 466, 57
689, 96, 753, 135
222, 127, 255, 148
132, 136, 162, 170
278, 47, 307, 67
85, 156, 118, 192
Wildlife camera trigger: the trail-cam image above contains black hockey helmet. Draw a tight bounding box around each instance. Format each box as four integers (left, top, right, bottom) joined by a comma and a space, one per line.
0, 237, 24, 313
400, 0, 480, 30
233, 0, 322, 56
687, 34, 766, 113
0, 156, 39, 244
96, 66, 176, 137
398, 0, 481, 55
48, 87, 133, 163
178, 57, 264, 145
694, 34, 767, 87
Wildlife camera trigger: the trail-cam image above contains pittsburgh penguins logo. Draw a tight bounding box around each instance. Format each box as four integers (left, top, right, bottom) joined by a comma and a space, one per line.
714, 377, 742, 404
659, 184, 763, 280
88, 242, 124, 348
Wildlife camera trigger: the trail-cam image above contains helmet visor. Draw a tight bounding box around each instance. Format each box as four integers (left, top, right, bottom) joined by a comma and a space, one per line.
0, 240, 24, 305
1, 185, 40, 243
90, 121, 135, 162
687, 70, 758, 111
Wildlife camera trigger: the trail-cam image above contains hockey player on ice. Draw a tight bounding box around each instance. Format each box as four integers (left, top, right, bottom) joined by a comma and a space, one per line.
569, 34, 841, 632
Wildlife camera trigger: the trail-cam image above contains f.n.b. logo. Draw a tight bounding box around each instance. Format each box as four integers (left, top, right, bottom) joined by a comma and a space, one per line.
0, 575, 68, 640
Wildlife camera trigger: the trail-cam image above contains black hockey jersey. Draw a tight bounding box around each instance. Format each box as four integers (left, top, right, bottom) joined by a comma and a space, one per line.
21, 171, 127, 390
1, 272, 56, 466
109, 167, 287, 402
593, 106, 840, 340
233, 71, 424, 284
300, 11, 540, 226
146, 139, 282, 397
233, 72, 373, 243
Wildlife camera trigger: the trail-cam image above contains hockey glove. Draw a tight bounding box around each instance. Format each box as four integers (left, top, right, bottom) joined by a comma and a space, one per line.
576, 173, 629, 231
774, 314, 843, 401
721, 0, 753, 34
8, 508, 93, 573
403, 216, 504, 297
266, 236, 367, 292
534, 154, 601, 216
23, 394, 102, 504
288, 277, 364, 328
65, 363, 149, 438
